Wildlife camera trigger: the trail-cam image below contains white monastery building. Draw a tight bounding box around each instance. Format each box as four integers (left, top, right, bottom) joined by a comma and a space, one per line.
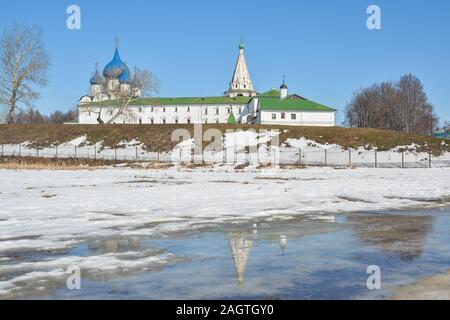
78, 40, 336, 126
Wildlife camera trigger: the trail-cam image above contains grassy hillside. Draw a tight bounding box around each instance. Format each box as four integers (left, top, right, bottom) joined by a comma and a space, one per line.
0, 124, 448, 155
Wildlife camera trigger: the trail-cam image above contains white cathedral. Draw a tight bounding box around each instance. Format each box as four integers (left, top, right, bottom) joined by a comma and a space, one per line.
78, 41, 336, 126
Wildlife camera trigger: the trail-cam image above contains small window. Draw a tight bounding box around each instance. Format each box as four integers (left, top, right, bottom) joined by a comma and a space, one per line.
281, 113, 286, 119
215, 109, 219, 115
139, 119, 142, 124
187, 119, 191, 124
163, 107, 166, 112
204, 108, 208, 115
175, 119, 178, 124
272, 114, 276, 120
151, 119, 154, 124
291, 114, 296, 120
175, 107, 178, 113
151, 107, 154, 113
238, 108, 241, 114
187, 107, 190, 112
139, 107, 142, 112
205, 120, 208, 124
227, 108, 231, 114
163, 119, 166, 124
243, 84, 246, 89
88, 111, 91, 116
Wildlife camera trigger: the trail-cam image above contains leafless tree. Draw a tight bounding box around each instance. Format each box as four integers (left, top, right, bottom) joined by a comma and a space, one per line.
0, 24, 50, 124
13, 107, 77, 124
345, 74, 438, 134
15, 107, 46, 124
84, 68, 159, 124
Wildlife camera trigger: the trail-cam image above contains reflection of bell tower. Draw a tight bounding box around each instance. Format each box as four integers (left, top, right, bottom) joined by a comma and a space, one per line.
229, 233, 253, 286
226, 39, 256, 98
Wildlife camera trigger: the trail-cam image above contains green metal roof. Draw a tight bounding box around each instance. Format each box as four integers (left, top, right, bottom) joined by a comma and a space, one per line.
259, 89, 281, 97
84, 96, 252, 107
258, 97, 336, 112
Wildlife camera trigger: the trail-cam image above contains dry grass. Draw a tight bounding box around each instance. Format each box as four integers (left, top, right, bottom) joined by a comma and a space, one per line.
0, 157, 114, 170
0, 124, 448, 155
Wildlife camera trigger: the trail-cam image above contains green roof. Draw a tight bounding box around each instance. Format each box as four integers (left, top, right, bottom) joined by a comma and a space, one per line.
258, 96, 335, 112
259, 89, 281, 97
84, 96, 252, 107
227, 112, 237, 124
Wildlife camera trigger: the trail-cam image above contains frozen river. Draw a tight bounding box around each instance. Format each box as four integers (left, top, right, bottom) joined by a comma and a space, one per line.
1, 166, 450, 299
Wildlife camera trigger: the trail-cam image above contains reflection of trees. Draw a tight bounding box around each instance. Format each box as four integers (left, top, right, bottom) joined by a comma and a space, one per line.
88, 238, 141, 254
349, 214, 433, 261
229, 233, 253, 286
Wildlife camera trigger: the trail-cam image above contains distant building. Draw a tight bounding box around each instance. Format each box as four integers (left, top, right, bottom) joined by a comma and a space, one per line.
434, 129, 450, 139
78, 41, 336, 126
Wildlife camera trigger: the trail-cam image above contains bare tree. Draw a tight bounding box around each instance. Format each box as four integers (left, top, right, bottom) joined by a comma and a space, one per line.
84, 68, 159, 124
0, 24, 50, 124
15, 107, 46, 124
345, 74, 438, 134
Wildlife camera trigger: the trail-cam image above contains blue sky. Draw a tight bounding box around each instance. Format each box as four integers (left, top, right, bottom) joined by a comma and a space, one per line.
1, 0, 449, 124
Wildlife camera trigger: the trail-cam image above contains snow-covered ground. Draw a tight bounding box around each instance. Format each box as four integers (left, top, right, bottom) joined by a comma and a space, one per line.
1, 165, 450, 297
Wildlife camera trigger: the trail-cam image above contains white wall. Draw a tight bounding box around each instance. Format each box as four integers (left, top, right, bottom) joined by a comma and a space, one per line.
260, 111, 335, 127
78, 104, 246, 125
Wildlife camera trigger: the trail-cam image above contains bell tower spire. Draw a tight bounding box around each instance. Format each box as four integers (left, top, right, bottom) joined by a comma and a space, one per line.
226, 38, 256, 97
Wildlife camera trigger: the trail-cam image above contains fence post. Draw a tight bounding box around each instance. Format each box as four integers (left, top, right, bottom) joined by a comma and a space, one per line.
324, 149, 327, 166
36, 148, 39, 158
256, 147, 259, 165
157, 151, 160, 162
55, 145, 58, 159
401, 151, 405, 168
348, 149, 352, 167
429, 152, 432, 168
375, 150, 378, 168
114, 148, 117, 162
74, 146, 77, 158
1, 144, 3, 158
19, 144, 21, 158
299, 148, 302, 166
136, 146, 139, 161
94, 145, 97, 161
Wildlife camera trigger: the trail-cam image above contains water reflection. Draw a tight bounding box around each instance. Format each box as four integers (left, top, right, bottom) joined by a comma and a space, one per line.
88, 237, 141, 254
229, 233, 253, 286
349, 214, 433, 261
228, 223, 290, 286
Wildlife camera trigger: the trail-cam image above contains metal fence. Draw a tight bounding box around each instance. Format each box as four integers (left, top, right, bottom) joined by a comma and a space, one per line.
1, 144, 450, 168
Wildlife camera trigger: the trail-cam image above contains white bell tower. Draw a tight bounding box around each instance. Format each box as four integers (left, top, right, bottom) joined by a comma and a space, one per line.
226, 39, 256, 97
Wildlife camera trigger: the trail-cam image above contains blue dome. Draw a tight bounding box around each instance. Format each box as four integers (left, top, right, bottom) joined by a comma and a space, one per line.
103, 48, 128, 79
119, 65, 131, 84
90, 69, 103, 85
